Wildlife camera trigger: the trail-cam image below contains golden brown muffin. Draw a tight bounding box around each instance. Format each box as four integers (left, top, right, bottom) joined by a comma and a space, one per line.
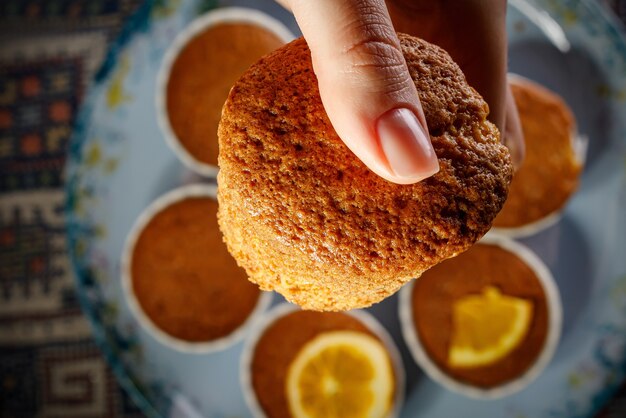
218, 34, 513, 311
132, 197, 261, 341
412, 243, 549, 388
493, 77, 582, 228
251, 311, 384, 418
166, 23, 284, 166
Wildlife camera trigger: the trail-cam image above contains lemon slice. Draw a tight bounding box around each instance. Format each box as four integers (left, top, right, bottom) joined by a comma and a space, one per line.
448, 286, 533, 368
286, 331, 394, 418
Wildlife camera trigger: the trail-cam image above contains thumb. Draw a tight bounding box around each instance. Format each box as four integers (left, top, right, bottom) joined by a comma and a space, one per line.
503, 82, 526, 169
286, 0, 439, 184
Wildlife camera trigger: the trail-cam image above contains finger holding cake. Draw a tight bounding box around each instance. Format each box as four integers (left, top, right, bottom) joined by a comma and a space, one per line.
217, 34, 513, 311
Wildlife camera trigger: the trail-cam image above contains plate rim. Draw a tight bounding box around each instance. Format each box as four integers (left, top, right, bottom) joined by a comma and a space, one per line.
64, 0, 164, 417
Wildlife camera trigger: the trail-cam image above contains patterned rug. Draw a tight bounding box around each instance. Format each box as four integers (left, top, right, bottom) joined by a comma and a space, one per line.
0, 1, 145, 416
0, 1, 625, 417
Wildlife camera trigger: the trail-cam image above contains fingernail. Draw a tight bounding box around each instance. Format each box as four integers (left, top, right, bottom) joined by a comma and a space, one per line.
376, 108, 439, 182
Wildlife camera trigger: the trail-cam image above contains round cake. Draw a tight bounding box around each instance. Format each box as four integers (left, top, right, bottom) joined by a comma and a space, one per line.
411, 243, 549, 388
248, 309, 398, 418
493, 76, 582, 229
218, 34, 513, 311
130, 195, 261, 342
165, 21, 285, 167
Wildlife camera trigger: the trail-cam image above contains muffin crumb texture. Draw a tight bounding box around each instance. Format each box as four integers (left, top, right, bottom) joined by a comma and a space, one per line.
218, 34, 512, 311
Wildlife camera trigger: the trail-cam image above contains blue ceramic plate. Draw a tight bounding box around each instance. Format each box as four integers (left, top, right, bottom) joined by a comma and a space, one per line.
66, 0, 626, 417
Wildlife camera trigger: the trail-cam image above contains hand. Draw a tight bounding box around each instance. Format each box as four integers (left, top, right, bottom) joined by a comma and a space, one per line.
275, 0, 524, 184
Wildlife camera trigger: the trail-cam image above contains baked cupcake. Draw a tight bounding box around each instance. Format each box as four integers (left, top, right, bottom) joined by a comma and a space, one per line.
157, 8, 293, 175
492, 75, 584, 236
121, 184, 272, 353
241, 304, 405, 418
218, 34, 513, 311
399, 235, 562, 398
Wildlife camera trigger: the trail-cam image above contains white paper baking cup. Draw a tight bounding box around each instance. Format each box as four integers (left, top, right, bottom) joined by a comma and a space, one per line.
398, 234, 562, 399
492, 74, 588, 239
121, 183, 273, 354
240, 303, 406, 418
156, 7, 295, 177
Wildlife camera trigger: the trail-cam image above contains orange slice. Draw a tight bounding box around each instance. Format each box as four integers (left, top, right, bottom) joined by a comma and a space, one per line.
286, 331, 394, 418
448, 286, 533, 368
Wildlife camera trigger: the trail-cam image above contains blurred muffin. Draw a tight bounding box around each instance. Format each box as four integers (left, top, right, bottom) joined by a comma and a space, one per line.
399, 236, 562, 398
242, 305, 404, 418
493, 76, 583, 233
122, 185, 270, 352
218, 34, 513, 311
158, 9, 292, 174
